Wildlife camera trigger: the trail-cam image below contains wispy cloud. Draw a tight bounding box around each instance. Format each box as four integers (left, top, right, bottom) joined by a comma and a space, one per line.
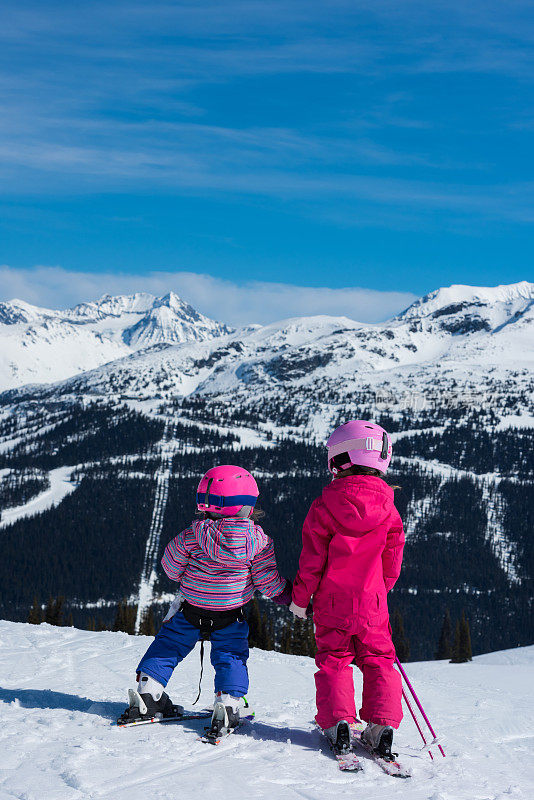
0, 265, 417, 325
0, 0, 532, 258
0, 119, 532, 222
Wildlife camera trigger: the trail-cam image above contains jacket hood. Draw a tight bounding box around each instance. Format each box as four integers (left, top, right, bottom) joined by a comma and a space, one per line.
321, 474, 395, 533
192, 517, 266, 567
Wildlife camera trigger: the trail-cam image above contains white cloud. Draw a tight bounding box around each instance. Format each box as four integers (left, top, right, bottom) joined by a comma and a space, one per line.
1, 2, 532, 225
0, 265, 417, 325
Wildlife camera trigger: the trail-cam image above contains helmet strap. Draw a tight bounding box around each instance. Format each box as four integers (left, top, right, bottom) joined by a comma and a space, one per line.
380, 431, 389, 460
237, 505, 253, 518
204, 477, 214, 507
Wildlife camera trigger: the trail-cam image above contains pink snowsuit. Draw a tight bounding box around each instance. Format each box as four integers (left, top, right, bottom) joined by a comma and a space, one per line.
292, 474, 405, 730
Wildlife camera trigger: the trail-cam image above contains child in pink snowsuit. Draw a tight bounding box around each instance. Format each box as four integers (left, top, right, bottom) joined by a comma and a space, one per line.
291, 420, 405, 748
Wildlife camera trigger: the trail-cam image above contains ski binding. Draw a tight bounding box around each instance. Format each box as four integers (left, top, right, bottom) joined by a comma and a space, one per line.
351, 723, 411, 778
318, 722, 363, 772
117, 689, 211, 727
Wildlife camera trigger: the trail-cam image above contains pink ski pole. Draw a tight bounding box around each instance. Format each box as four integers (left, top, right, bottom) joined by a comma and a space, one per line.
402, 687, 433, 760
395, 657, 446, 757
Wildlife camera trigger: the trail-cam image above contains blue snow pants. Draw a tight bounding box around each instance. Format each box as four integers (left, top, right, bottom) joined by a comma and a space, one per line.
137, 610, 250, 697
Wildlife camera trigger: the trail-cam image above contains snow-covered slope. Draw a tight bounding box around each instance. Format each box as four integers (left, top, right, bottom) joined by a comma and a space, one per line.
0, 466, 77, 528
24, 281, 532, 411
1, 620, 532, 800
0, 292, 231, 391
2, 281, 533, 398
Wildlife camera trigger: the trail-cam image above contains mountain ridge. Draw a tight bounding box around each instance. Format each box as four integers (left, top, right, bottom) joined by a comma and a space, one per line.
0, 291, 231, 391
1, 281, 533, 408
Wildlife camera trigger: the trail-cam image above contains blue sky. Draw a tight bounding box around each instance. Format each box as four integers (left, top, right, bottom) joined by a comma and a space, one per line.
0, 0, 533, 323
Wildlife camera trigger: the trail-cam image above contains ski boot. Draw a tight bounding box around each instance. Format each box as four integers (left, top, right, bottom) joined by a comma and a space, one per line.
118, 673, 183, 725
203, 692, 251, 743
323, 720, 352, 755
361, 722, 396, 761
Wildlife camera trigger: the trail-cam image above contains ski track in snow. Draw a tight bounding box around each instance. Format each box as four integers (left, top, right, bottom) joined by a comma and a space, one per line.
403, 474, 447, 540
0, 621, 532, 800
134, 420, 175, 632
480, 482, 520, 584
0, 466, 77, 528
396, 456, 524, 579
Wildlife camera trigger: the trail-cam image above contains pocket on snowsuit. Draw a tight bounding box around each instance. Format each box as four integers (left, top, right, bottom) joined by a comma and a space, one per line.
313, 591, 388, 631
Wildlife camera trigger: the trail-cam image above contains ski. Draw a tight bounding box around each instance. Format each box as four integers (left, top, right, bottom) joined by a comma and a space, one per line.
351, 725, 411, 778
316, 723, 363, 772
117, 709, 211, 728
329, 745, 363, 773
117, 688, 214, 728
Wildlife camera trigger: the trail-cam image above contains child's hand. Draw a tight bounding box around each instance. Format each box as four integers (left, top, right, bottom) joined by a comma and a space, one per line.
289, 601, 308, 620
272, 579, 293, 606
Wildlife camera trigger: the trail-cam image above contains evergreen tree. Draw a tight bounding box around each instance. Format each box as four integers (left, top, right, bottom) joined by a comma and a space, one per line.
87, 617, 96, 631
139, 606, 156, 637
28, 596, 43, 625
263, 617, 275, 651
451, 611, 472, 663
459, 611, 473, 661
435, 609, 452, 660
450, 619, 461, 663
44, 596, 64, 626
290, 617, 316, 657
112, 599, 126, 633
279, 619, 294, 654
122, 601, 131, 633
247, 599, 265, 648
112, 599, 136, 634
96, 617, 108, 632
392, 609, 410, 662
246, 599, 276, 650
290, 618, 307, 656
305, 617, 317, 657
66, 612, 74, 627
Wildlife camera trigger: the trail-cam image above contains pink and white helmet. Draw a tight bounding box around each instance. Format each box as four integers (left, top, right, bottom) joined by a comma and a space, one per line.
196, 465, 259, 517
327, 419, 392, 475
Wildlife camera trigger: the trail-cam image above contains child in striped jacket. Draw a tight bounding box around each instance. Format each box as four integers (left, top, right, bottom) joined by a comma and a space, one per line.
121, 465, 291, 733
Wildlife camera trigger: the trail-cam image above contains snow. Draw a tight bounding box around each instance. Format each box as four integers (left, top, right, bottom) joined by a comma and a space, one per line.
2, 281, 533, 399
0, 292, 230, 391
0, 620, 532, 800
494, 415, 534, 431
12, 278, 529, 409
0, 466, 77, 528
134, 421, 175, 633
400, 280, 534, 319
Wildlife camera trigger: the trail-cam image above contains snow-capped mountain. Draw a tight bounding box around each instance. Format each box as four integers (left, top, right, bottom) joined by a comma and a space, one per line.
0, 292, 231, 391
14, 281, 531, 413
2, 281, 532, 399
397, 280, 533, 335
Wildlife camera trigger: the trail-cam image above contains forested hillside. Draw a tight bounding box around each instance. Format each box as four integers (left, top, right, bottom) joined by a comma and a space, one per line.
1, 391, 532, 660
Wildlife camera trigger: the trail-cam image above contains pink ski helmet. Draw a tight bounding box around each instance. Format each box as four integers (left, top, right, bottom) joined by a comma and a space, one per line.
196, 465, 259, 517
327, 420, 392, 475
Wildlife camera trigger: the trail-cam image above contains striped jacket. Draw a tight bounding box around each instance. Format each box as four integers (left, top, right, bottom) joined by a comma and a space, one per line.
161, 517, 286, 610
